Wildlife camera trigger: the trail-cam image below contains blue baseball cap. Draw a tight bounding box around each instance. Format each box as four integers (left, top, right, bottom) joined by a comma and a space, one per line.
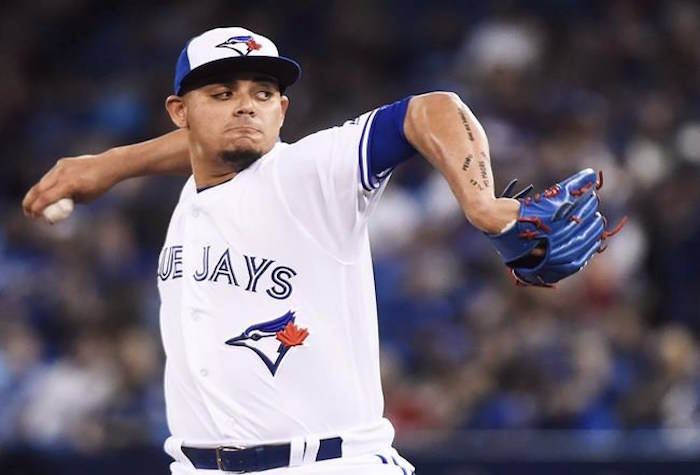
173, 27, 301, 95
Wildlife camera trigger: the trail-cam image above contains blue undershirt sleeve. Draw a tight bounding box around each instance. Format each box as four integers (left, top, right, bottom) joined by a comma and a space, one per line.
361, 97, 417, 190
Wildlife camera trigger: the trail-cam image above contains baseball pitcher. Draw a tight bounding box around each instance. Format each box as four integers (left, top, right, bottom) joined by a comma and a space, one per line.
22, 27, 623, 474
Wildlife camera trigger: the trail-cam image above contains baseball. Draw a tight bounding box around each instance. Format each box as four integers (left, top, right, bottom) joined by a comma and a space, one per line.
42, 198, 74, 224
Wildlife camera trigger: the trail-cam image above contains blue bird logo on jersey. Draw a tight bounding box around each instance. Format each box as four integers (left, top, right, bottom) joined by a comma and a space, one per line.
216, 35, 263, 56
225, 310, 308, 376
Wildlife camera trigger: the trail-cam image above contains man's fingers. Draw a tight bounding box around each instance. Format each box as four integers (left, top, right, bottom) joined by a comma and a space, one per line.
24, 181, 72, 219
36, 172, 57, 192
32, 186, 71, 218
22, 185, 49, 218
23, 171, 53, 215
22, 163, 64, 217
531, 246, 546, 257
22, 186, 38, 216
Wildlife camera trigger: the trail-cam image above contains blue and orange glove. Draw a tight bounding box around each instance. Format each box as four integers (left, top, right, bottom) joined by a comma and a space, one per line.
487, 168, 626, 287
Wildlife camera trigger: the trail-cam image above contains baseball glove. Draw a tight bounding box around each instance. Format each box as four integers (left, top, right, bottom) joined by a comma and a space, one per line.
488, 168, 626, 287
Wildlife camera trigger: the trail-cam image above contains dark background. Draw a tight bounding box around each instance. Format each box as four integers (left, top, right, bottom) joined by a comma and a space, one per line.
1, 0, 700, 473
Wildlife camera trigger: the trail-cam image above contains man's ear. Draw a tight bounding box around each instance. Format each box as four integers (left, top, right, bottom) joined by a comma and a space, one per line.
165, 95, 188, 128
279, 95, 289, 128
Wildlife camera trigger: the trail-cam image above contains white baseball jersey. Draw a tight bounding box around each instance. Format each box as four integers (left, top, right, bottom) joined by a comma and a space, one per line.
157, 108, 403, 464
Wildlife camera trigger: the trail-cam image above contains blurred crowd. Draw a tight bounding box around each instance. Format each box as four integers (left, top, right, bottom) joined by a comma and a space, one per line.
1, 0, 699, 454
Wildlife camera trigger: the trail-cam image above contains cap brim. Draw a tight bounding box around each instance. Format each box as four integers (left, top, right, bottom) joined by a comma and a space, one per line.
178, 56, 301, 95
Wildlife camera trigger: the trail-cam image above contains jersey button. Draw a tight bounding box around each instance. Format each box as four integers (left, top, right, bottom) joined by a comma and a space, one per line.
191, 207, 200, 218
200, 368, 208, 377
191, 310, 201, 321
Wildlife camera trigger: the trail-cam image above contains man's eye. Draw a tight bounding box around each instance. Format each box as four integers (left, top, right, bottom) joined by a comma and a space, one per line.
256, 90, 272, 100
213, 91, 232, 100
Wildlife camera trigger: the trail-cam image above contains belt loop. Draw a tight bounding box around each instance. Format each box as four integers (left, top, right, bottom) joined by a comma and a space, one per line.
215, 446, 224, 471
289, 437, 305, 467
302, 436, 320, 465
164, 437, 192, 468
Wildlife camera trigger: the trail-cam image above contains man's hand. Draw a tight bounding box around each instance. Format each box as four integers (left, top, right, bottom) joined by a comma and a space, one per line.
487, 169, 626, 287
22, 154, 118, 219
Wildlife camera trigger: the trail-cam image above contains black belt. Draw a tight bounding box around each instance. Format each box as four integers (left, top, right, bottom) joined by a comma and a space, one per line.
182, 436, 343, 473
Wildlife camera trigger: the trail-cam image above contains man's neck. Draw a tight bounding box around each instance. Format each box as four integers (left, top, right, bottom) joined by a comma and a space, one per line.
194, 169, 237, 190
191, 159, 238, 190
189, 142, 239, 190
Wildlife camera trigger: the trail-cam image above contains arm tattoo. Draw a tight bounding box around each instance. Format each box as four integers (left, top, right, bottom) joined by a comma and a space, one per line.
462, 154, 473, 171
470, 178, 484, 191
478, 160, 489, 187
458, 109, 475, 142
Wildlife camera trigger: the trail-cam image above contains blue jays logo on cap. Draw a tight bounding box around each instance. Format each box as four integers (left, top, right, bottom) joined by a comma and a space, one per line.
216, 35, 262, 56
173, 27, 301, 95
225, 310, 309, 376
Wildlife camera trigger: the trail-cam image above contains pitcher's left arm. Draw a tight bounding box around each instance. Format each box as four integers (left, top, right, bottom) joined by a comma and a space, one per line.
403, 92, 519, 234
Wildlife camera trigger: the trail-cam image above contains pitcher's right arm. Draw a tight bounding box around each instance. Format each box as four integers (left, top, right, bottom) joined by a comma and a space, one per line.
23, 129, 191, 218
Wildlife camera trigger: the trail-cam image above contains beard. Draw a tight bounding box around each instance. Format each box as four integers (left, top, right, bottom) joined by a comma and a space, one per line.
218, 149, 263, 172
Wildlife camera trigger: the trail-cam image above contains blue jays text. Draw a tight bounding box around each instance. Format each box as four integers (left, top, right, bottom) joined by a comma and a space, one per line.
158, 245, 297, 300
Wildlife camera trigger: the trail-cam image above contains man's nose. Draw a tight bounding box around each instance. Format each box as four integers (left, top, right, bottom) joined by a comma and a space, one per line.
234, 94, 255, 116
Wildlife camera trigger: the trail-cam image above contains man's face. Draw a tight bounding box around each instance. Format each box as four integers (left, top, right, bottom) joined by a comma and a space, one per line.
171, 73, 289, 166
